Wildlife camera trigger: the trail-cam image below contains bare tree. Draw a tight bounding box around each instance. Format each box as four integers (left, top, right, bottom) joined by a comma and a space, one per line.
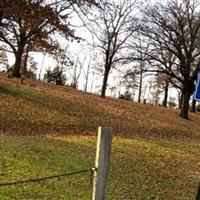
83, 61, 91, 92
122, 68, 138, 99
69, 57, 83, 89
86, 0, 138, 98
125, 37, 150, 103
81, 47, 96, 92
147, 73, 165, 105
140, 0, 200, 119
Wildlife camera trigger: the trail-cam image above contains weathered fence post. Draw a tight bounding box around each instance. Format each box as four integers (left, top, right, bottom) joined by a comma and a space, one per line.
92, 127, 112, 200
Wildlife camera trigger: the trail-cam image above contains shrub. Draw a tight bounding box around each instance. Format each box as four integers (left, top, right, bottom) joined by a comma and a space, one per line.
44, 66, 66, 86
119, 91, 132, 101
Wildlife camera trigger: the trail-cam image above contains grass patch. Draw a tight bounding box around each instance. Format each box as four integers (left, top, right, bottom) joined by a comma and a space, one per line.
0, 135, 199, 199
0, 86, 40, 98
0, 135, 95, 200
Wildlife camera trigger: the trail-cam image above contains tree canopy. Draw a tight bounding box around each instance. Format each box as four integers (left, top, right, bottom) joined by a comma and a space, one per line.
0, 0, 97, 77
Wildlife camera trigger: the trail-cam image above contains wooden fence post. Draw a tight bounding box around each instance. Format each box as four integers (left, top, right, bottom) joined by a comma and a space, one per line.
92, 127, 112, 200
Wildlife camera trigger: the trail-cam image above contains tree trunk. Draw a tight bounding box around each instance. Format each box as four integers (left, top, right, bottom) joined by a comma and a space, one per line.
179, 82, 195, 119
12, 48, 24, 78
23, 49, 29, 75
84, 64, 90, 92
101, 66, 110, 98
178, 92, 183, 109
39, 53, 46, 80
138, 70, 143, 103
162, 80, 169, 107
179, 92, 190, 119
191, 99, 196, 113
90, 71, 95, 93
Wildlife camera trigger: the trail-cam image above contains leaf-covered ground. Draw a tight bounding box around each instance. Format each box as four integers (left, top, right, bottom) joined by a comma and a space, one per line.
0, 72, 200, 199
1, 73, 200, 140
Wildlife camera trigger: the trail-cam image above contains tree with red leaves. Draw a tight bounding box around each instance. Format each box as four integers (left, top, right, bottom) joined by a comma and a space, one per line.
0, 0, 97, 78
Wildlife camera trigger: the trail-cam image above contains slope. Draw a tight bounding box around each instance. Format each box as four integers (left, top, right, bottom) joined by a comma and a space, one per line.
1, 72, 200, 199
0, 72, 200, 140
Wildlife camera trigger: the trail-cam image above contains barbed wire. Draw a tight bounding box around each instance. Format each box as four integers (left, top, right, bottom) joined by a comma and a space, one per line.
0, 168, 97, 187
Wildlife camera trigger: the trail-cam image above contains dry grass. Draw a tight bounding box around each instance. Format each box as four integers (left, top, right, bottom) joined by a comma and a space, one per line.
1, 72, 200, 141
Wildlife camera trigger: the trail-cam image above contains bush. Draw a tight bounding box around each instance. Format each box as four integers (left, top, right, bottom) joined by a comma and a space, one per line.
44, 66, 66, 86
119, 91, 132, 101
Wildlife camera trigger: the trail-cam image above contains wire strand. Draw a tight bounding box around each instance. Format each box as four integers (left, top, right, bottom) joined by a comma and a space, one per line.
0, 168, 92, 187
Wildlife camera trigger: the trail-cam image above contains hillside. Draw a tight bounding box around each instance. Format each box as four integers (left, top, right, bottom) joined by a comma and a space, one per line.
0, 72, 200, 140
1, 72, 200, 199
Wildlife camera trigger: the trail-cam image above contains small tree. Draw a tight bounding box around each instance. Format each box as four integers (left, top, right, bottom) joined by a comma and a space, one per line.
122, 69, 138, 100
44, 66, 66, 86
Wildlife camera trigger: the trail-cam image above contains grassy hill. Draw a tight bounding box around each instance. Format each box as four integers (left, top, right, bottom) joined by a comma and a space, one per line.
0, 72, 200, 199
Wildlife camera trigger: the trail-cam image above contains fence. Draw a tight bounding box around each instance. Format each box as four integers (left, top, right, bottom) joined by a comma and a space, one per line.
1, 127, 200, 200
0, 127, 112, 200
